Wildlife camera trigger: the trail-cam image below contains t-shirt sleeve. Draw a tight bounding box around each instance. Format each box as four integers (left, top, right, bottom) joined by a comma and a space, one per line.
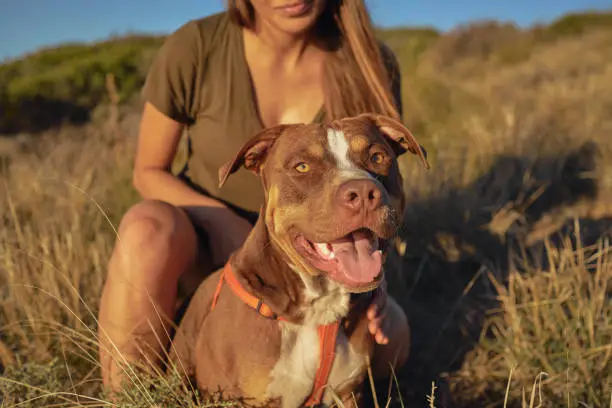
141, 20, 203, 124
379, 42, 403, 119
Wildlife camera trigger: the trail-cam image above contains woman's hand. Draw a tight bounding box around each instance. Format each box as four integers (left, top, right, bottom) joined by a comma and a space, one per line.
367, 276, 390, 345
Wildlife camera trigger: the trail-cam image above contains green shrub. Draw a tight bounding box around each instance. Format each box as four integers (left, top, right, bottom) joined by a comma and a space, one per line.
0, 36, 163, 133
547, 10, 612, 37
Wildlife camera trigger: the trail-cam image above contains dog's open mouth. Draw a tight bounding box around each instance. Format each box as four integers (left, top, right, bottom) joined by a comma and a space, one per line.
295, 228, 388, 290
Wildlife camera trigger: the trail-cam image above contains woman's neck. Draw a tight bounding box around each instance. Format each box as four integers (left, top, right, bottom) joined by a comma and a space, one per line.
246, 19, 321, 71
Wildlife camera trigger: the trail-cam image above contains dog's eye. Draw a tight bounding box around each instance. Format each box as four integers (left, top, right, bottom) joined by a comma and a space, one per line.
295, 162, 310, 173
370, 152, 385, 165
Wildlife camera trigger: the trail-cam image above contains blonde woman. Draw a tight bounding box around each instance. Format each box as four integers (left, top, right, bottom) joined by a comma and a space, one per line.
99, 0, 411, 392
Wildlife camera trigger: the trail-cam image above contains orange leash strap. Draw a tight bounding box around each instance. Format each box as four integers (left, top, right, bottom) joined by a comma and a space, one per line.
304, 321, 341, 407
211, 263, 282, 320
210, 262, 340, 406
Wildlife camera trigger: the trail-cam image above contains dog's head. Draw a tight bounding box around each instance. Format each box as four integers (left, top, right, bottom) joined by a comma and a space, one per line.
219, 113, 429, 294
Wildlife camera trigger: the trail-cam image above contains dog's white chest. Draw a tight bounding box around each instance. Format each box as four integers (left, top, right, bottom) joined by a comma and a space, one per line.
267, 323, 320, 407
266, 322, 365, 408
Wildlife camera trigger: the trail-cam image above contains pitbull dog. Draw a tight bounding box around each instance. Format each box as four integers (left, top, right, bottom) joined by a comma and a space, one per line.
168, 113, 429, 407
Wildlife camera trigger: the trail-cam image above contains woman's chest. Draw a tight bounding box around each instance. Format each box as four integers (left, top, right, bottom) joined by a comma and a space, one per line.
252, 72, 324, 128
247, 55, 325, 128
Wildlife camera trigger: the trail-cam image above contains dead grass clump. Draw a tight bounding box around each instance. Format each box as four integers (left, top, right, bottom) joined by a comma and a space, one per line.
0, 120, 138, 394
447, 233, 612, 407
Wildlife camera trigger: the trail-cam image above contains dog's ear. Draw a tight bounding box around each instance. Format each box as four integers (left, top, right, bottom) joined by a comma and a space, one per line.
218, 124, 297, 188
358, 113, 430, 169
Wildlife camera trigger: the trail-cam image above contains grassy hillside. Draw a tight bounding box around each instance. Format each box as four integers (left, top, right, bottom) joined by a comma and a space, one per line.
1, 10, 610, 135
0, 36, 164, 134
1, 9, 611, 408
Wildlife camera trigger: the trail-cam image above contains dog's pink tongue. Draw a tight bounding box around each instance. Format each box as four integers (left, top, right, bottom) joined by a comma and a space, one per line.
328, 231, 382, 285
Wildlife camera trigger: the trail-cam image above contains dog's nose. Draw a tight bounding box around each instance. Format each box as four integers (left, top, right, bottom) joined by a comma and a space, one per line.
337, 180, 383, 212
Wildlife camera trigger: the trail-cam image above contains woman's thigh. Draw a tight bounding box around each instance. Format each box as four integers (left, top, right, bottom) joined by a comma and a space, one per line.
175, 218, 216, 300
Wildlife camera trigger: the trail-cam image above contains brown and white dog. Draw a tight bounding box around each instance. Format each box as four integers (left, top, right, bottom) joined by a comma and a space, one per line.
168, 113, 429, 408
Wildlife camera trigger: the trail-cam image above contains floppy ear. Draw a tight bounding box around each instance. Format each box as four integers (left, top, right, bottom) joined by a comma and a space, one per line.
358, 113, 430, 170
218, 124, 297, 188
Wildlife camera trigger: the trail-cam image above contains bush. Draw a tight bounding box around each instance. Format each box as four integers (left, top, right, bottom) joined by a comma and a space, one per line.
546, 11, 612, 37
0, 36, 163, 133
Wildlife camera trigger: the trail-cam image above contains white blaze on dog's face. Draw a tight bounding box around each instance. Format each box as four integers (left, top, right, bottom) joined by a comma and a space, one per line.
218, 114, 429, 294
327, 128, 353, 169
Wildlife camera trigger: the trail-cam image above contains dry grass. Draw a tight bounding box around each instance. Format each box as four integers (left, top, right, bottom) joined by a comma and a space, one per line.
1, 16, 612, 408
379, 25, 612, 408
448, 233, 611, 407
0, 121, 137, 404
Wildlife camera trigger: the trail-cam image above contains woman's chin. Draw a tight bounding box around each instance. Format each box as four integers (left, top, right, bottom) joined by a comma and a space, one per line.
271, 16, 320, 36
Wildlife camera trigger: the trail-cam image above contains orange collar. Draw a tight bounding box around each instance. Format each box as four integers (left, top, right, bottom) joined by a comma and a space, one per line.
210, 262, 340, 407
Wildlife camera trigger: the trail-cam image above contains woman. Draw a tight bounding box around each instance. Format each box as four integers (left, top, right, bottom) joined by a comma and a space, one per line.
98, 0, 410, 393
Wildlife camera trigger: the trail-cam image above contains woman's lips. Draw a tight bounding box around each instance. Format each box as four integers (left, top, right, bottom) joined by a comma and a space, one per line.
274, 1, 314, 18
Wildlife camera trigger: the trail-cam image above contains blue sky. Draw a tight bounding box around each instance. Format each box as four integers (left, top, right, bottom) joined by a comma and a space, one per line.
1, 0, 610, 61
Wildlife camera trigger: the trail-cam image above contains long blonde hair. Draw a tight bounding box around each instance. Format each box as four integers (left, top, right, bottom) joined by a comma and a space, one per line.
227, 0, 401, 122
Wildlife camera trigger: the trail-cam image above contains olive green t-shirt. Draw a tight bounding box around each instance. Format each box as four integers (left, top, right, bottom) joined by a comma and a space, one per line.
142, 11, 402, 215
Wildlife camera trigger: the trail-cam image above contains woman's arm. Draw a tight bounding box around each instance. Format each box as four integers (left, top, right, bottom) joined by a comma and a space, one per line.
133, 101, 253, 265
134, 20, 242, 225
133, 101, 227, 214
133, 20, 253, 265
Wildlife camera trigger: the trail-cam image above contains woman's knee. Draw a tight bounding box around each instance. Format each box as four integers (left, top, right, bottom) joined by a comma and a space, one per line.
111, 199, 198, 286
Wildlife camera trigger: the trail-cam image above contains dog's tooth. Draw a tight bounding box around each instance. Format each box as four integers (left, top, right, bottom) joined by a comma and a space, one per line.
316, 243, 331, 256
